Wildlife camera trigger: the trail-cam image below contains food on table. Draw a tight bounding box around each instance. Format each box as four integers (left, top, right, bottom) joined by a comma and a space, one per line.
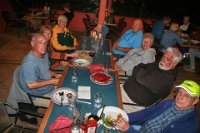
91, 72, 111, 83
76, 51, 92, 60
101, 113, 122, 127
66, 93, 73, 98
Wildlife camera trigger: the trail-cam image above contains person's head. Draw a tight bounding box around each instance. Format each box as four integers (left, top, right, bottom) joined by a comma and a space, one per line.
162, 16, 171, 25
40, 25, 52, 41
132, 19, 143, 32
58, 15, 68, 29
170, 23, 179, 32
64, 3, 71, 12
159, 47, 182, 70
175, 80, 200, 110
31, 33, 48, 58
183, 16, 190, 25
142, 33, 154, 50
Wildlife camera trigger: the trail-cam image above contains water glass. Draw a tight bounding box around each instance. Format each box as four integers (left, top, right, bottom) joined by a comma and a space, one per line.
72, 105, 81, 122
82, 38, 87, 50
94, 93, 103, 108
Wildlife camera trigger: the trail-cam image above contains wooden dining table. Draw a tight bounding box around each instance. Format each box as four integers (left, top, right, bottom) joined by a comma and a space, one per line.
38, 37, 123, 133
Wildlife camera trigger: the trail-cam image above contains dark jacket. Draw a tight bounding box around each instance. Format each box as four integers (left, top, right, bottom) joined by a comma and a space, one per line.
125, 99, 199, 133
124, 62, 178, 106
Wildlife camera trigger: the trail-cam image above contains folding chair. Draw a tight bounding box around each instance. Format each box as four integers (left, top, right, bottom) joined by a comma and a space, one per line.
0, 100, 37, 133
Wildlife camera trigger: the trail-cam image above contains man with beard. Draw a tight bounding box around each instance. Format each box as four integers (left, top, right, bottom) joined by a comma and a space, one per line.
121, 47, 182, 113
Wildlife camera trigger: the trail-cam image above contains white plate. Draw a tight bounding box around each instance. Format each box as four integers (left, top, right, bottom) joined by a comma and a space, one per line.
73, 58, 91, 68
90, 72, 113, 85
97, 106, 129, 129
51, 87, 77, 106
191, 40, 200, 44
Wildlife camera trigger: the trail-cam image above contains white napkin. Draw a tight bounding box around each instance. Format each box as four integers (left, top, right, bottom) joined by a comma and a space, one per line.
78, 86, 91, 99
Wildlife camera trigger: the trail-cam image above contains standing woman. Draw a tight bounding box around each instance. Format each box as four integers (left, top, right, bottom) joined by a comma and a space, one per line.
51, 15, 78, 55
63, 2, 74, 27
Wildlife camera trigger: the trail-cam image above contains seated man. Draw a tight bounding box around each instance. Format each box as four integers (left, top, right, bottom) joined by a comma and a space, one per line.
151, 16, 171, 43
115, 80, 200, 133
184, 48, 200, 72
7, 33, 60, 113
160, 23, 184, 52
116, 33, 156, 76
112, 19, 143, 58
121, 47, 182, 113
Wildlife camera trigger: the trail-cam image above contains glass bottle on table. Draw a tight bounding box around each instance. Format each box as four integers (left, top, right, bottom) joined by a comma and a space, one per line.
72, 66, 78, 83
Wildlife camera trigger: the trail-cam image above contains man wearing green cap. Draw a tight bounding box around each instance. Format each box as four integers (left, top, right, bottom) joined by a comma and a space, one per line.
114, 80, 200, 133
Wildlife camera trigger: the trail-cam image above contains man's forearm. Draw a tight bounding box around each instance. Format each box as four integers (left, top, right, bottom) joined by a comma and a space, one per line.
118, 46, 133, 53
27, 79, 55, 89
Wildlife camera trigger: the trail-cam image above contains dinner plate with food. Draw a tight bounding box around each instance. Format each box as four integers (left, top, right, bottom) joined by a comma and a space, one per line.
97, 106, 129, 129
90, 72, 113, 85
76, 50, 94, 60
73, 58, 91, 68
51, 87, 77, 106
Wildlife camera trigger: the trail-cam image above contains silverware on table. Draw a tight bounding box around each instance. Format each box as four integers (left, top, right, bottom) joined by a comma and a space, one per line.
77, 100, 91, 105
58, 91, 64, 106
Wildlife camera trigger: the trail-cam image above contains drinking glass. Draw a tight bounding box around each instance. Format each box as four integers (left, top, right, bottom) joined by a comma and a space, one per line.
94, 93, 103, 108
82, 37, 87, 50
72, 105, 81, 122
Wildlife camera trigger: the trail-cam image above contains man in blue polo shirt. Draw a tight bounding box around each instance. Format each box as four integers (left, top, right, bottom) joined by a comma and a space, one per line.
112, 19, 143, 58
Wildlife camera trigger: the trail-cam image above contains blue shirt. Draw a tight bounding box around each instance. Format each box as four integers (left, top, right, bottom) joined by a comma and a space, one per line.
112, 29, 143, 55
19, 51, 54, 96
125, 100, 198, 133
161, 30, 183, 50
152, 20, 165, 41
141, 102, 193, 133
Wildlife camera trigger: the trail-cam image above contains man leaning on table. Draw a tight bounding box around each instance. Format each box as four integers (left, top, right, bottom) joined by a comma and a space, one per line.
7, 33, 61, 112
121, 47, 182, 113
112, 19, 143, 59
115, 80, 200, 133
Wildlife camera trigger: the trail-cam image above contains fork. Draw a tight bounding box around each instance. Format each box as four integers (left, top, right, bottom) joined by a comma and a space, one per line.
58, 91, 64, 106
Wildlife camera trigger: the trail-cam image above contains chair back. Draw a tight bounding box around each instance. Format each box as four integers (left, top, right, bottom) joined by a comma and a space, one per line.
6, 66, 31, 114
0, 101, 13, 132
1, 11, 15, 24
117, 19, 127, 34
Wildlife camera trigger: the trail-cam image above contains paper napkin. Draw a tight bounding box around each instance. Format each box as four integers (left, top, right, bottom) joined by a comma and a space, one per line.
78, 86, 91, 99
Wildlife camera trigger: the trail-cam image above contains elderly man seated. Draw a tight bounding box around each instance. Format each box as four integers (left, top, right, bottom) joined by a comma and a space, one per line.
112, 19, 143, 59
121, 47, 182, 113
115, 80, 200, 133
7, 33, 60, 114
160, 23, 184, 52
116, 33, 156, 76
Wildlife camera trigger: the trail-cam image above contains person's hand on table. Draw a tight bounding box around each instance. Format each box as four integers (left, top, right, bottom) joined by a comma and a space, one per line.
50, 78, 59, 85
118, 69, 125, 76
54, 73, 62, 79
114, 116, 130, 132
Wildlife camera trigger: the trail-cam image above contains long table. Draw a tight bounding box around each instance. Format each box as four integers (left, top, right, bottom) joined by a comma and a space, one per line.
38, 38, 122, 133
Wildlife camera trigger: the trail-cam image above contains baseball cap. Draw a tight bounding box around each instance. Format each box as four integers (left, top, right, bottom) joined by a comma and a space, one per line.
176, 80, 200, 97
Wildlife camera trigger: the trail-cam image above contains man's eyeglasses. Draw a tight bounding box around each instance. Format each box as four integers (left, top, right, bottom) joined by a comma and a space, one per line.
177, 91, 195, 100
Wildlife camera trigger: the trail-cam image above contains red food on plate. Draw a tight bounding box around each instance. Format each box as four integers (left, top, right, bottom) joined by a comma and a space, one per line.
92, 73, 111, 83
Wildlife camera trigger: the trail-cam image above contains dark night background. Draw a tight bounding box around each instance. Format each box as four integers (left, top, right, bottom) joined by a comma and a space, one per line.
11, 0, 200, 25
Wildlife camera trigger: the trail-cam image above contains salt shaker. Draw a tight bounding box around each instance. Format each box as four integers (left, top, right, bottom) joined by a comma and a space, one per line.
72, 67, 78, 83
71, 122, 80, 133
